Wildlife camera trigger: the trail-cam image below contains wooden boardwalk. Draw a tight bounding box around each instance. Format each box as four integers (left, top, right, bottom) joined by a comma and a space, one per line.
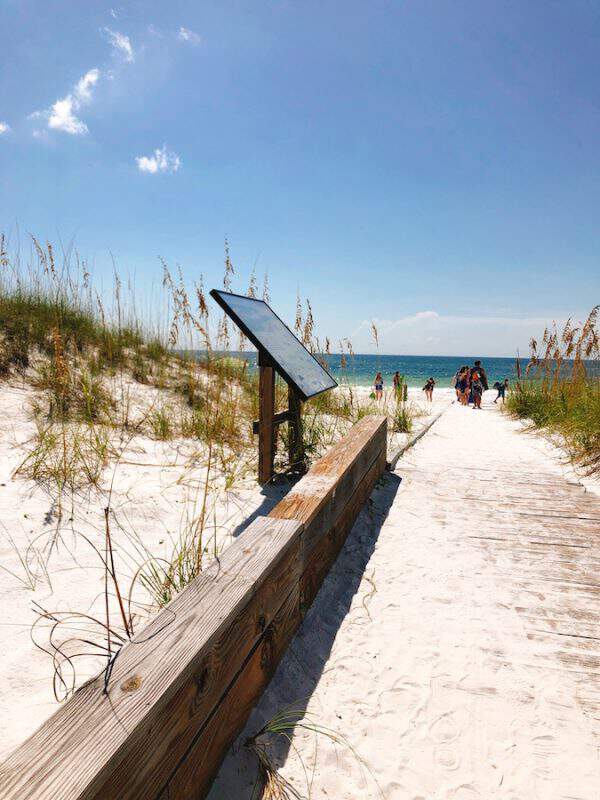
210, 399, 600, 798
400, 459, 600, 743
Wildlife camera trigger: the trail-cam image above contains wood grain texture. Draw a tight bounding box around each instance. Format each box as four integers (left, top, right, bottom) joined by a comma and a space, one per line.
164, 585, 301, 799
0, 516, 302, 800
392, 431, 600, 756
300, 446, 386, 610
270, 414, 387, 562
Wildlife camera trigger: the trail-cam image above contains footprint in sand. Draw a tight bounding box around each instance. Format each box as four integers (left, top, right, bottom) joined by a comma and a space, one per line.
434, 745, 459, 770
377, 679, 430, 731
531, 732, 557, 779
448, 784, 482, 799
430, 711, 460, 744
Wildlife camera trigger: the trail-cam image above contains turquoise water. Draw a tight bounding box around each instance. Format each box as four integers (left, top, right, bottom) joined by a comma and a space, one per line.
321, 353, 518, 388
204, 352, 519, 387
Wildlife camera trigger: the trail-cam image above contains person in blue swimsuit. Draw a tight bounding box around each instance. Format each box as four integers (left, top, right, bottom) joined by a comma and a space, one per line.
374, 372, 383, 401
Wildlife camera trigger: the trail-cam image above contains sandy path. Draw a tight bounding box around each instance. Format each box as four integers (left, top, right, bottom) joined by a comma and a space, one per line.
210, 393, 600, 799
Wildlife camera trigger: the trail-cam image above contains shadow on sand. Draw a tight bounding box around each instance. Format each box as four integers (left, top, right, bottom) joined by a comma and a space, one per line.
230, 476, 298, 538
208, 470, 402, 799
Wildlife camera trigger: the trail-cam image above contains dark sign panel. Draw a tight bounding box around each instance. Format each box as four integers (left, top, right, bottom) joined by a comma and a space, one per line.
210, 290, 338, 400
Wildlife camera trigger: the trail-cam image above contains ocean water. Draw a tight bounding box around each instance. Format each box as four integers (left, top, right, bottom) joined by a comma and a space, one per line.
322, 353, 518, 388
203, 351, 519, 388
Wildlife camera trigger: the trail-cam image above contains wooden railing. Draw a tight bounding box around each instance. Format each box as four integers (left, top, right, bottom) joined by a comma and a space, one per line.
0, 415, 387, 800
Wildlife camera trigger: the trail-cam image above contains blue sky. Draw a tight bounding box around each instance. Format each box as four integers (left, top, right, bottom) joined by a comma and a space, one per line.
1, 1, 599, 355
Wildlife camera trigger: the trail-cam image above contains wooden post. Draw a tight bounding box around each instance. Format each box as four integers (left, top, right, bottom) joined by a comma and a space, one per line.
288, 385, 304, 473
258, 350, 275, 484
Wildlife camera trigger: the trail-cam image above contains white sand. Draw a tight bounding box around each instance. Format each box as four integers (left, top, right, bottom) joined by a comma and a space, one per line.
0, 378, 278, 759
209, 391, 600, 799
0, 376, 446, 760
4, 377, 597, 799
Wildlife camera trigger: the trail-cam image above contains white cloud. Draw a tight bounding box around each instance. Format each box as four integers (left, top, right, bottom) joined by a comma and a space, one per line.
104, 28, 134, 62
413, 310, 439, 321
135, 145, 181, 174
48, 97, 88, 134
177, 27, 202, 45
351, 312, 584, 357
74, 69, 100, 102
0, 122, 9, 135
41, 68, 100, 135
110, 8, 118, 19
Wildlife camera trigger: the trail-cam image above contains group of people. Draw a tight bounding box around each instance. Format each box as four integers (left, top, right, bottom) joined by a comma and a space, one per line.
453, 360, 509, 408
373, 370, 406, 401
372, 360, 510, 408
454, 360, 488, 408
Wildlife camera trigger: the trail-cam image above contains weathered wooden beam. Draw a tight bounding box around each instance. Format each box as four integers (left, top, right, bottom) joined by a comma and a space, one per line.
300, 446, 387, 610
162, 585, 301, 799
0, 516, 303, 800
252, 409, 292, 435
270, 414, 387, 563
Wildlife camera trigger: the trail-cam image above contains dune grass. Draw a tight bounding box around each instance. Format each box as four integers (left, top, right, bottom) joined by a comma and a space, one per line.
246, 705, 383, 799
0, 232, 391, 702
507, 307, 600, 474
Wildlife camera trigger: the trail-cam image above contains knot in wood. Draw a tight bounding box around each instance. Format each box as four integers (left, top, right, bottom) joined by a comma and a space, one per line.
120, 674, 142, 693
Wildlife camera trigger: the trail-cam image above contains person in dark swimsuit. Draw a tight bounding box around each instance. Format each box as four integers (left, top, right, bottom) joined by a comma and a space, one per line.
422, 377, 435, 402
456, 366, 470, 405
470, 360, 487, 409
374, 372, 383, 401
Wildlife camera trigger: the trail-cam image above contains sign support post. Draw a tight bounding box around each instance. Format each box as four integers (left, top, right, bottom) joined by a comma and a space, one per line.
258, 349, 276, 484
288, 385, 304, 473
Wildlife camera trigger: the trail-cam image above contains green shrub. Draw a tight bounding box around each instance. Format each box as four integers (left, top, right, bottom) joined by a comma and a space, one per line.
393, 403, 414, 433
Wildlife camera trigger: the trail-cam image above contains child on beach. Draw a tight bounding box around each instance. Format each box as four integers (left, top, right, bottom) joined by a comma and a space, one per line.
422, 377, 435, 402
374, 372, 383, 401
493, 378, 509, 404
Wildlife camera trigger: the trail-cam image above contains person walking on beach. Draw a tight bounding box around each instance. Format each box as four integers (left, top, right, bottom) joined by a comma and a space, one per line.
456, 366, 470, 405
452, 367, 463, 400
493, 378, 509, 404
422, 376, 435, 402
374, 372, 384, 401
469, 360, 488, 409
473, 360, 489, 390
393, 371, 401, 399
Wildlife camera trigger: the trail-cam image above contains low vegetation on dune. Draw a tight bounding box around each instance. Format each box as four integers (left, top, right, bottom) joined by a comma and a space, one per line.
0, 233, 420, 707
0, 234, 415, 494
507, 307, 600, 475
